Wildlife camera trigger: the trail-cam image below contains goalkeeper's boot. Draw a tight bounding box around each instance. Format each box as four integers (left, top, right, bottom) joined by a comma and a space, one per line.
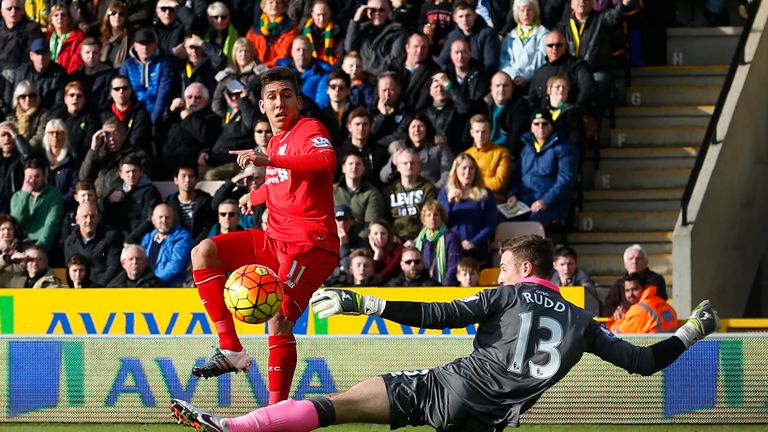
676, 300, 721, 347
171, 398, 228, 432
192, 347, 250, 378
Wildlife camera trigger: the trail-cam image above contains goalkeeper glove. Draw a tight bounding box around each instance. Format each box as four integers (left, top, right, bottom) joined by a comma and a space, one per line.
674, 299, 720, 348
310, 288, 386, 319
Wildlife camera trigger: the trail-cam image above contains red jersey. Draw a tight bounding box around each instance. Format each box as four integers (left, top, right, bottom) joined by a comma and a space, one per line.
249, 117, 339, 255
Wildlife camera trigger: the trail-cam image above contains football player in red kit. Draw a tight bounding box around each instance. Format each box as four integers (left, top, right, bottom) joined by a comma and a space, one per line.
190, 67, 339, 405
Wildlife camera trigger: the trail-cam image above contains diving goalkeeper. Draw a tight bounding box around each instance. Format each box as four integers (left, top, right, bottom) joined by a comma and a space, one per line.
172, 235, 720, 432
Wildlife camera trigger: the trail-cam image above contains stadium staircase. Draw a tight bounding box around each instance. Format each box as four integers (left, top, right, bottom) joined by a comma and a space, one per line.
573, 27, 741, 299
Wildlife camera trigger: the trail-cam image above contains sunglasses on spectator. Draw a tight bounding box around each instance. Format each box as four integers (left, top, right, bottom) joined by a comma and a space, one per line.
18, 94, 37, 99
368, 7, 386, 13
403, 259, 422, 265
209, 15, 228, 20
219, 212, 237, 217
254, 129, 270, 134
546, 42, 564, 48
111, 86, 130, 92
158, 6, 174, 12
107, 9, 126, 16
328, 84, 347, 90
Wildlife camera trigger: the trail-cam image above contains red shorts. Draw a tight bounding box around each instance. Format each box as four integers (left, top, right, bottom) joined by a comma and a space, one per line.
211, 228, 338, 322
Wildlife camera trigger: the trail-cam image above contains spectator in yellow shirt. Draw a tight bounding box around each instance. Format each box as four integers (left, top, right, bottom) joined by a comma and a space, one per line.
463, 114, 512, 203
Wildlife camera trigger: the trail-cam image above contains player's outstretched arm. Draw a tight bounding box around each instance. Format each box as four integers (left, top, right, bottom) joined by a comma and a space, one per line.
311, 288, 387, 318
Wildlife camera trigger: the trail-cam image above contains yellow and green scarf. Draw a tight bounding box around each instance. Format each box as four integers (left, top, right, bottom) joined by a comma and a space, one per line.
302, 18, 335, 64
415, 225, 447, 283
259, 12, 286, 42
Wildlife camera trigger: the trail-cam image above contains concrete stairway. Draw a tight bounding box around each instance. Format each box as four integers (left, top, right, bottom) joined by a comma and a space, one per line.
573, 61, 733, 297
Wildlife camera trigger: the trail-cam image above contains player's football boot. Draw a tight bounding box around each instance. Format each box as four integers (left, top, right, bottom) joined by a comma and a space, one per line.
171, 398, 228, 432
686, 300, 721, 340
191, 347, 250, 378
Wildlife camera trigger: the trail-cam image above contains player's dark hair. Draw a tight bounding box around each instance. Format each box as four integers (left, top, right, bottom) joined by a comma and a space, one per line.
260, 67, 300, 97
554, 245, 577, 261
501, 235, 553, 278
174, 163, 198, 179
24, 157, 46, 171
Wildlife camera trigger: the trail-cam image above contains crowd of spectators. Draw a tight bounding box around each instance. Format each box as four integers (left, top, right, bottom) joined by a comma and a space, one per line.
0, 0, 699, 322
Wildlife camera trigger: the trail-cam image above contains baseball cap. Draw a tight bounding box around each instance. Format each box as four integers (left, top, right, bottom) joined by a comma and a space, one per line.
530, 108, 554, 124
134, 29, 157, 44
226, 79, 247, 94
30, 39, 49, 53
334, 205, 353, 220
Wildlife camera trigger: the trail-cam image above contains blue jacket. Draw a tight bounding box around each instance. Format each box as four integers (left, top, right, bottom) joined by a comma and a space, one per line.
508, 132, 579, 222
119, 51, 176, 124
276, 57, 333, 108
140, 224, 193, 286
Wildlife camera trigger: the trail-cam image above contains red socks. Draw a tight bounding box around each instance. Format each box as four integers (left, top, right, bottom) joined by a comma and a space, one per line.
193, 268, 242, 352
267, 334, 297, 404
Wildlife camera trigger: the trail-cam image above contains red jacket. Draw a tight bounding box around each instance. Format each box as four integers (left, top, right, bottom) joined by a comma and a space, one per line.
49, 29, 85, 74
610, 285, 678, 334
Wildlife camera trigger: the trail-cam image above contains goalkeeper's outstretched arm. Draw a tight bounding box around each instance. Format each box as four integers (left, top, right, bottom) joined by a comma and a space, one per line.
311, 288, 426, 327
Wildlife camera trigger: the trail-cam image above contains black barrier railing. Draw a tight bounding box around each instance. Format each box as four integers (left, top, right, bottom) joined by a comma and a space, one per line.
681, 1, 761, 225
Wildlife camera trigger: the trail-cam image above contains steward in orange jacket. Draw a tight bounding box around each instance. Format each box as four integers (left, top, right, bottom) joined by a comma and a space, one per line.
610, 284, 678, 333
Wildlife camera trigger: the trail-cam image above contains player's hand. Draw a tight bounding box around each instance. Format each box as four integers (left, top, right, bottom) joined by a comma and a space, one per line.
674, 300, 720, 348
229, 149, 269, 168
238, 193, 253, 214
310, 288, 385, 318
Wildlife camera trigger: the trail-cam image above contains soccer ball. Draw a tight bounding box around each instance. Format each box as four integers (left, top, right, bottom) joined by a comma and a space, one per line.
224, 264, 283, 324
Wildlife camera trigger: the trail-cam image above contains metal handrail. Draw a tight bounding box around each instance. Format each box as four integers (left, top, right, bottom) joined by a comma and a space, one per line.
681, 1, 761, 225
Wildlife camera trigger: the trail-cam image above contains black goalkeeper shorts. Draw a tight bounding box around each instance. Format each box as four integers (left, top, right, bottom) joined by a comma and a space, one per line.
381, 369, 504, 432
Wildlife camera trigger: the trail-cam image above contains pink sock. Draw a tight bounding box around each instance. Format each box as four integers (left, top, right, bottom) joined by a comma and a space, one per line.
225, 399, 319, 432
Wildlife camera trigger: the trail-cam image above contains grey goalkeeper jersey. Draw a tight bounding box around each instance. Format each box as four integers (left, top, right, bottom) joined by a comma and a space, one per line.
419, 279, 658, 427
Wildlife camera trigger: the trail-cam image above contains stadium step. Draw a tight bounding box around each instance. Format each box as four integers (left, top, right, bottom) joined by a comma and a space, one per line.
614, 106, 713, 128
598, 156, 695, 170
624, 85, 720, 106
601, 146, 698, 159
580, 253, 673, 276
568, 231, 674, 244
593, 168, 691, 189
666, 26, 741, 66
569, 242, 672, 256
578, 210, 679, 232
617, 65, 727, 87
583, 188, 684, 201
610, 127, 705, 147
582, 199, 681, 211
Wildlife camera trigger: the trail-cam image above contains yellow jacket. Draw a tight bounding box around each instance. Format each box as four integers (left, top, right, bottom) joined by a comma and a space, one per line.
465, 143, 512, 203
25, 0, 48, 27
